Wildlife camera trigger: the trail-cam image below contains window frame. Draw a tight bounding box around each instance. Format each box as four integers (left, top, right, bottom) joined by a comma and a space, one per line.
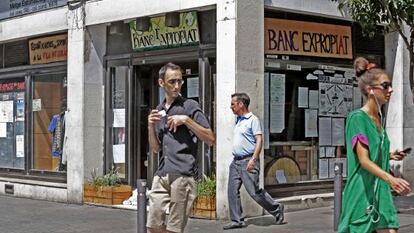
0, 63, 67, 182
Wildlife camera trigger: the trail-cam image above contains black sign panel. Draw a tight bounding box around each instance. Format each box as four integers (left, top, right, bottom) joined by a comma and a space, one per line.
0, 0, 67, 20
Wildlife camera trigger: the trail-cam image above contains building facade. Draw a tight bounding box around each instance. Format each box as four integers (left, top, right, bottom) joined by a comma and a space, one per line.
0, 0, 412, 220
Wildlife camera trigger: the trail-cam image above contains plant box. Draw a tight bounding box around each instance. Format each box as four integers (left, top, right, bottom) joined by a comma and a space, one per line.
191, 196, 216, 219
83, 184, 132, 205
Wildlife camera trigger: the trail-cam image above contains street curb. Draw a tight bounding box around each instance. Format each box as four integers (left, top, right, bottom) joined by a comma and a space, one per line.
84, 193, 336, 214
277, 193, 334, 212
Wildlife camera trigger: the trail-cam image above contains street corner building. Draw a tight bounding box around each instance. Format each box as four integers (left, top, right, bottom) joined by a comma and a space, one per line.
0, 0, 413, 220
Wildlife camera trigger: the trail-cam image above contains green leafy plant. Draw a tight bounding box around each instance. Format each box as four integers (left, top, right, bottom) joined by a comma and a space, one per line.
90, 166, 121, 188
197, 175, 216, 197
334, 0, 414, 101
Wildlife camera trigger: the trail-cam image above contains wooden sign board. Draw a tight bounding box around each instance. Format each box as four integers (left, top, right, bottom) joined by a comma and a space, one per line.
29, 34, 68, 65
265, 18, 352, 59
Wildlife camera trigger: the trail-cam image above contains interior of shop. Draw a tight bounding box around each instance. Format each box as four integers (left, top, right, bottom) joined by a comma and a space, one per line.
264, 60, 355, 196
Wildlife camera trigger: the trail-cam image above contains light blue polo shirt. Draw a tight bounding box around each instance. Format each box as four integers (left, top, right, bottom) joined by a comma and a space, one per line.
232, 112, 263, 158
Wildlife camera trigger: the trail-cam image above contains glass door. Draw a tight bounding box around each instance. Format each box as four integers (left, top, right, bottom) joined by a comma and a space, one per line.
106, 64, 153, 186
0, 79, 26, 170
107, 65, 130, 180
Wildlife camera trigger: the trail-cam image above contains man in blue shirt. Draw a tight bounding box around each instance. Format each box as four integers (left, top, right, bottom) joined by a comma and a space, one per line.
223, 93, 284, 230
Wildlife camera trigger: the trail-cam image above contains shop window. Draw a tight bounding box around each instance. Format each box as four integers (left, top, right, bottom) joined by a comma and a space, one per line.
0, 79, 26, 169
264, 62, 359, 186
32, 74, 67, 172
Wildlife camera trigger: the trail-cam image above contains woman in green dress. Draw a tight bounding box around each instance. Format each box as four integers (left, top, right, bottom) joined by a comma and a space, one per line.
338, 57, 411, 233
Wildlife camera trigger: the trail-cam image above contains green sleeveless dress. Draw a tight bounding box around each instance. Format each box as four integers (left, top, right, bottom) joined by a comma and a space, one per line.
338, 109, 398, 233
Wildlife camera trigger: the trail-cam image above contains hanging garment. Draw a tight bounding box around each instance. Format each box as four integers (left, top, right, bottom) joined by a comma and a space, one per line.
48, 112, 66, 158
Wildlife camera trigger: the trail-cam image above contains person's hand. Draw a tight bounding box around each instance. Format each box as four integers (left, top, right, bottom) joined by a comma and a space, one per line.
388, 176, 411, 195
246, 158, 256, 172
390, 149, 406, 161
167, 115, 188, 132
148, 109, 161, 127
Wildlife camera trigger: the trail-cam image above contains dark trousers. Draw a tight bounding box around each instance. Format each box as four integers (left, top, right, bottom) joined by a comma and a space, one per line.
228, 157, 282, 223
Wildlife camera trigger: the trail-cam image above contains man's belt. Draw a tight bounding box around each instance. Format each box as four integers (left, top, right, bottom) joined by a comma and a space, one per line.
233, 154, 253, 160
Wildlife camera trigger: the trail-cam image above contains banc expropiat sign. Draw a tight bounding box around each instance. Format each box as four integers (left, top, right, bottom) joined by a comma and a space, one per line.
265, 18, 353, 59
129, 11, 200, 51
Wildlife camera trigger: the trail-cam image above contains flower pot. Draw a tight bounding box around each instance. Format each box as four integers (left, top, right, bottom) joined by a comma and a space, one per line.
83, 184, 132, 205
191, 195, 216, 219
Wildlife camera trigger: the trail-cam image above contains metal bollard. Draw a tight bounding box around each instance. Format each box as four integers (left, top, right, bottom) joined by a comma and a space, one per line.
137, 179, 147, 233
333, 163, 343, 232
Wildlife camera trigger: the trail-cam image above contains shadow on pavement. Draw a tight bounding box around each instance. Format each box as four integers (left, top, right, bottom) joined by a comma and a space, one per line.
245, 215, 287, 227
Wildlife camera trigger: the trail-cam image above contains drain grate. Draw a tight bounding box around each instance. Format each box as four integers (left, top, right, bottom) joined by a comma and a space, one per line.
5, 184, 14, 194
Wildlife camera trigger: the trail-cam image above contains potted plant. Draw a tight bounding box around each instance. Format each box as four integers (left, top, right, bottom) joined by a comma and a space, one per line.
191, 175, 216, 219
83, 167, 132, 205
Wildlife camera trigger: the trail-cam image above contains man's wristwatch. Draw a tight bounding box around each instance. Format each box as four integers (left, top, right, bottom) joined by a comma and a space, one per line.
251, 157, 258, 162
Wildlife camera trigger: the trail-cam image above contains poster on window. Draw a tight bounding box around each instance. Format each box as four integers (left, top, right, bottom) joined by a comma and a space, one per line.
319, 82, 353, 117
0, 122, 6, 138
319, 159, 329, 179
112, 144, 125, 164
16, 99, 24, 121
113, 109, 125, 128
309, 90, 319, 109
186, 77, 199, 98
332, 118, 345, 146
0, 101, 13, 122
305, 109, 318, 137
270, 73, 285, 133
270, 73, 285, 104
298, 87, 309, 108
16, 135, 24, 157
32, 99, 42, 112
319, 117, 332, 145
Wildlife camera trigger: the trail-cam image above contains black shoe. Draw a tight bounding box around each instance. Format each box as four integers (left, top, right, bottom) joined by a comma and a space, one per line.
274, 204, 285, 225
223, 222, 247, 230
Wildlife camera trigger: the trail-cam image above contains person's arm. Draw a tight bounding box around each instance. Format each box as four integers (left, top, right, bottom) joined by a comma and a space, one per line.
148, 110, 161, 153
166, 115, 215, 146
355, 141, 411, 195
246, 134, 263, 172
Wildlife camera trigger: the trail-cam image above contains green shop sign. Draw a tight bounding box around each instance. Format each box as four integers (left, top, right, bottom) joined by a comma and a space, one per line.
129, 11, 200, 51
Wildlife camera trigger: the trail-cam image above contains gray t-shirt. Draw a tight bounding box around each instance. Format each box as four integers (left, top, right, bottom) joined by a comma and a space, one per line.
155, 96, 210, 177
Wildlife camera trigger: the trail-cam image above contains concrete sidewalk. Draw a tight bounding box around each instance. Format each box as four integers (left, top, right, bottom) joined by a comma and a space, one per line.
0, 194, 413, 233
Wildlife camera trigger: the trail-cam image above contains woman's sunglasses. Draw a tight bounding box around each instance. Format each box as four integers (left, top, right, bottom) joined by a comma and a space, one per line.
371, 82, 392, 90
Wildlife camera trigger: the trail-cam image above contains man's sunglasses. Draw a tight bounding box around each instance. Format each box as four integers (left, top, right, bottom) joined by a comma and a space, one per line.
371, 82, 392, 90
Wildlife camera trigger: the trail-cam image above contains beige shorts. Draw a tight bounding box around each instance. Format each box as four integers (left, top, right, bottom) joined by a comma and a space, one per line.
146, 174, 197, 233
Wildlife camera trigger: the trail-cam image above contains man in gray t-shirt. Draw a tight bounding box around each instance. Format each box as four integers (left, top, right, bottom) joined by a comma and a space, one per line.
223, 93, 284, 230
147, 62, 215, 233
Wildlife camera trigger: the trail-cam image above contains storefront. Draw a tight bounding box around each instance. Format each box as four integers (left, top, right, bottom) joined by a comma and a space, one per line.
0, 34, 67, 182
262, 12, 384, 197
103, 10, 216, 187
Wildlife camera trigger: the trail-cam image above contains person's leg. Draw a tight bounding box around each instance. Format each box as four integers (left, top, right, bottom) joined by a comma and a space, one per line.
227, 160, 244, 223
240, 159, 284, 222
376, 229, 397, 233
147, 175, 171, 233
167, 176, 197, 233
223, 160, 247, 230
